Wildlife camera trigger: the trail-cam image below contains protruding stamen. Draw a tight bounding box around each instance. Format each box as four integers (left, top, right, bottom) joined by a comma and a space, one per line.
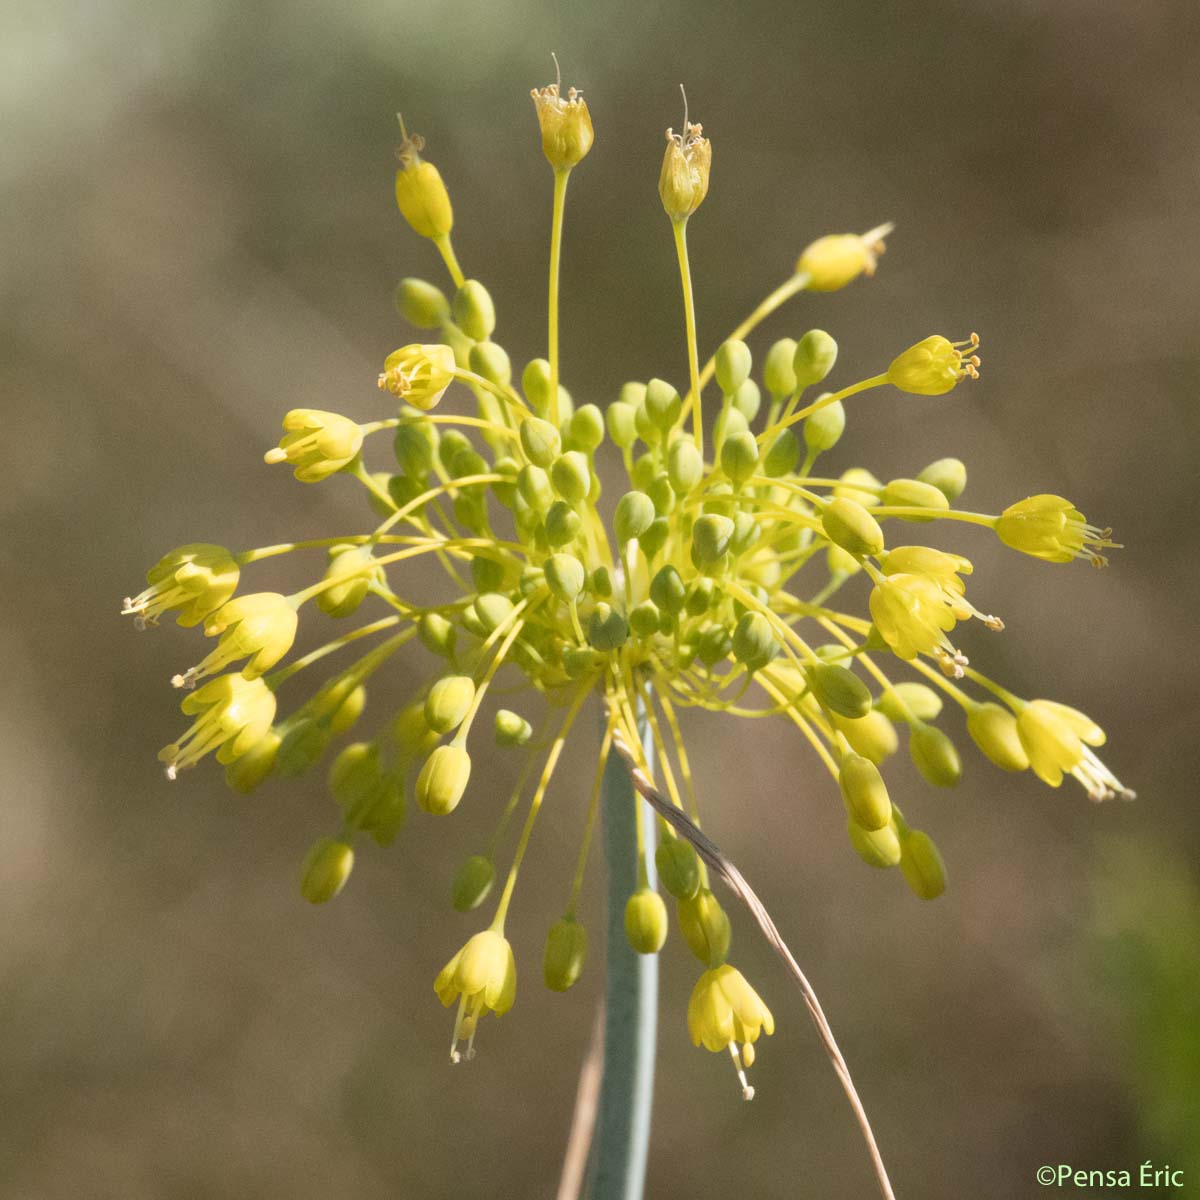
728, 1043, 755, 1102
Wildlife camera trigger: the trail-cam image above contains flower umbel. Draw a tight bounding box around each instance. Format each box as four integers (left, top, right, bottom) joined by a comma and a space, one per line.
126, 78, 1132, 1094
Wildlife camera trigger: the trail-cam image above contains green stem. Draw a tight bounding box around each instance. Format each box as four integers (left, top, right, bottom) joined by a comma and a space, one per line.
589, 706, 657, 1200
548, 167, 570, 427
672, 219, 703, 450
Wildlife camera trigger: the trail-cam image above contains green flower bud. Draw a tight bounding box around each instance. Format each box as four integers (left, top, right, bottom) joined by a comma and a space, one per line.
729, 512, 760, 557
589, 566, 613, 598
451, 279, 495, 341
520, 416, 562, 468
821, 497, 885, 557
315, 545, 379, 618
643, 378, 682, 432
899, 829, 947, 899
808, 663, 872, 719
827, 543, 863, 576
681, 577, 712, 618
614, 490, 656, 545
762, 337, 798, 397
650, 565, 686, 615
418, 611, 457, 660
876, 682, 943, 723
437, 429, 472, 472
715, 339, 752, 394
425, 675, 475, 734
468, 339, 511, 387
624, 888, 668, 954
494, 708, 533, 747
838, 753, 892, 831
224, 730, 281, 794
639, 517, 670, 561
569, 403, 605, 451
666, 438, 703, 495
395, 277, 450, 328
544, 552, 586, 600
451, 854, 495, 912
416, 744, 471, 814
917, 456, 967, 502
833, 709, 898, 764
793, 329, 838, 388
909, 723, 962, 787
732, 378, 762, 423
276, 719, 330, 777
882, 477, 950, 520
465, 557, 502, 595
720, 430, 759, 486
631, 452, 657, 492
846, 817, 902, 869
474, 592, 514, 634
551, 451, 591, 504
393, 420, 438, 478
732, 611, 778, 671
517, 464, 554, 513
543, 917, 588, 991
678, 888, 731, 966
692, 513, 734, 564
522, 358, 553, 413
966, 703, 1030, 771
563, 646, 602, 678
762, 429, 800, 477
655, 838, 701, 900
629, 600, 661, 638
696, 624, 733, 667
711, 405, 748, 456
804, 399, 846, 451
544, 499, 582, 547
834, 467, 882, 507
299, 837, 354, 904
587, 602, 629, 651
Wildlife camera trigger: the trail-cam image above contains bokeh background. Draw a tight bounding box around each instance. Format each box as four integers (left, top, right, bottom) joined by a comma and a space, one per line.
3, 1, 1199, 1196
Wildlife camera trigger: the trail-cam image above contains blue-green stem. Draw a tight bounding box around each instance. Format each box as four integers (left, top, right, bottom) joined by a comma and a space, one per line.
589, 708, 657, 1200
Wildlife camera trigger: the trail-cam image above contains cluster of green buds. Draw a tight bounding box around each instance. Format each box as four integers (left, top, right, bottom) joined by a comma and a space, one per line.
124, 70, 1132, 1096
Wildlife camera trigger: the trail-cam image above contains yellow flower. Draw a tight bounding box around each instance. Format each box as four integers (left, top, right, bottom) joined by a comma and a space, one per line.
434, 929, 517, 1062
887, 333, 980, 395
796, 223, 893, 291
394, 124, 453, 240
378, 343, 456, 410
1016, 700, 1133, 801
687, 964, 774, 1099
530, 80, 594, 170
868, 572, 963, 670
658, 121, 711, 222
173, 592, 298, 687
122, 543, 238, 628
158, 673, 277, 779
264, 409, 362, 482
880, 546, 1003, 630
995, 494, 1118, 567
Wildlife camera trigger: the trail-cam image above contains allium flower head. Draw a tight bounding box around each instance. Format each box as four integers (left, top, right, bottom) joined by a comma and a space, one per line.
126, 78, 1133, 1091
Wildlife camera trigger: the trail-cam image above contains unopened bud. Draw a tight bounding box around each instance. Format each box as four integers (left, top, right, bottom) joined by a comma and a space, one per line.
846, 817, 902, 869
732, 611, 777, 672
899, 829, 947, 899
909, 723, 962, 787
614, 490, 656, 545
804, 399, 846, 452
394, 125, 453, 240
395, 277, 450, 328
715, 339, 752, 394
822, 497, 885, 557
838, 753, 892, 831
451, 854, 495, 912
299, 837, 354, 904
793, 330, 838, 388
624, 888, 668, 954
808, 662, 871, 719
425, 675, 475, 734
966, 703, 1029, 771
678, 888, 731, 966
656, 837, 702, 900
917, 456, 967, 502
544, 917, 588, 991
762, 337, 798, 397
544, 552, 586, 600
416, 744, 472, 814
494, 708, 533, 747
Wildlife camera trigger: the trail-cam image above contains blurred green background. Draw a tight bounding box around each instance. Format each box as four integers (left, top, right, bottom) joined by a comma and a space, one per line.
3, 0, 1199, 1196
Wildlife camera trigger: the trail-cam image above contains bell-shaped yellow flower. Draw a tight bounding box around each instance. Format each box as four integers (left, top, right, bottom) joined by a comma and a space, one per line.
123, 543, 239, 629
378, 344, 456, 410
174, 592, 298, 687
995, 494, 1119, 567
264, 409, 363, 482
1016, 699, 1133, 801
158, 673, 277, 779
869, 572, 961, 667
434, 929, 517, 1062
880, 546, 1003, 630
887, 333, 980, 395
687, 963, 774, 1099
530, 81, 594, 170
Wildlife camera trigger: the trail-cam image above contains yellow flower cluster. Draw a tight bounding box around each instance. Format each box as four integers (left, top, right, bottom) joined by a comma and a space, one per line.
123, 73, 1132, 1095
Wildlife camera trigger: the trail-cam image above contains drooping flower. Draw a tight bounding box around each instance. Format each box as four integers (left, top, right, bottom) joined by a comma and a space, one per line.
173, 592, 298, 687
122, 543, 239, 628
158, 673, 277, 779
434, 929, 517, 1062
687, 964, 774, 1099
1016, 700, 1134, 801
995, 494, 1119, 567
264, 409, 363, 482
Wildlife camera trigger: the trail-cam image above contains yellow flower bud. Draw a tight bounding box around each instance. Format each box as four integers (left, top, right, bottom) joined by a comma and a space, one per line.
846, 816, 902, 869
795, 223, 892, 291
899, 829, 946, 900
530, 77, 594, 170
995, 494, 1118, 567
876, 681, 944, 724
174, 592, 298, 687
882, 477, 951, 520
395, 277, 450, 328
299, 837, 354, 904
966, 703, 1030, 772
264, 409, 362, 482
808, 662, 871, 719
434, 929, 516, 1062
715, 339, 752, 394
378, 343, 456, 410
543, 917, 588, 991
123, 543, 239, 629
909, 723, 962, 787
451, 855, 496, 912
832, 709, 898, 764
424, 675, 475, 734
834, 467, 882, 507
223, 729, 281, 794
416, 744, 471, 814
821, 497, 885, 558
917, 456, 967, 501
838, 752, 892, 830
315, 545, 380, 618
624, 888, 668, 954
678, 887, 731, 966
494, 709, 533, 747
394, 124, 453, 239
655, 837, 702, 900
887, 333, 981, 396
659, 120, 711, 223
793, 329, 838, 388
